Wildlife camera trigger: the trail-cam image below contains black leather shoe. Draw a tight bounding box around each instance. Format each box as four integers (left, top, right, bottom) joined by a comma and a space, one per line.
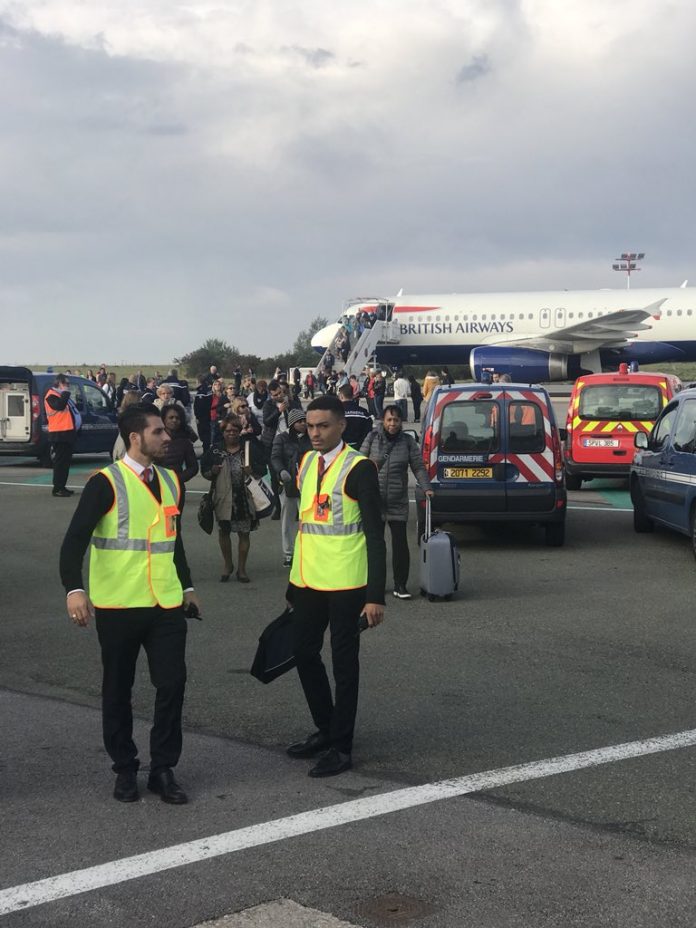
52, 488, 74, 497
309, 747, 352, 778
286, 731, 331, 758
113, 771, 139, 802
147, 769, 188, 804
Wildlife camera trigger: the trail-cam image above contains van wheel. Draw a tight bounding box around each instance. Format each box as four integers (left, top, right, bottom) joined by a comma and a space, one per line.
565, 474, 582, 491
544, 522, 565, 547
632, 483, 654, 533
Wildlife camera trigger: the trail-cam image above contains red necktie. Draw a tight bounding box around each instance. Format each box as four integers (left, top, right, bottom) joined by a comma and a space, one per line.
318, 455, 326, 480
141, 466, 152, 484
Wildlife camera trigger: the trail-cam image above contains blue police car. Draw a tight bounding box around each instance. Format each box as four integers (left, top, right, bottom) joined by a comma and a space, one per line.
631, 386, 696, 552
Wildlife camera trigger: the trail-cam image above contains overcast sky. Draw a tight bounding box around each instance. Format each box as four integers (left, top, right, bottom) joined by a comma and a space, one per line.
3, 0, 695, 364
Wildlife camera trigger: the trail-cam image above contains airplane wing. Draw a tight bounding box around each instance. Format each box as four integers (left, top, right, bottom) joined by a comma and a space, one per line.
487, 300, 666, 354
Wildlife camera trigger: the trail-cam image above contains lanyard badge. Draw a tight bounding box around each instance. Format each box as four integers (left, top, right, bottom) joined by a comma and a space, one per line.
314, 493, 331, 521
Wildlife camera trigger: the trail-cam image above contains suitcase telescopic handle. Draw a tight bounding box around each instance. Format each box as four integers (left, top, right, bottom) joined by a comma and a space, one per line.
425, 493, 432, 541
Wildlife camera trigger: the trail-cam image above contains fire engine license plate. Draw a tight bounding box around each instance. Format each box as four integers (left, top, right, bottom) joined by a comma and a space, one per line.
443, 466, 493, 479
582, 437, 619, 448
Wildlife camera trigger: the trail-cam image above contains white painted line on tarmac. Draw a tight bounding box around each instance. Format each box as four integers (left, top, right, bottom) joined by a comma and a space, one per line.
2, 727, 696, 916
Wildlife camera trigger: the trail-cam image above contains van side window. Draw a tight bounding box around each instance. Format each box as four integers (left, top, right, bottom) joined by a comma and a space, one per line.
650, 404, 677, 450
439, 401, 499, 453
508, 403, 544, 453
69, 383, 84, 411
672, 399, 696, 453
83, 382, 110, 412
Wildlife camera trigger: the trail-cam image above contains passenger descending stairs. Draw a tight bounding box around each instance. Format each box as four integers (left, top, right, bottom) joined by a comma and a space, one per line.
315, 318, 401, 378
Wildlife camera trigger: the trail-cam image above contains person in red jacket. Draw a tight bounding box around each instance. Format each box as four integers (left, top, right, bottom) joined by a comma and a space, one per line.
44, 374, 81, 497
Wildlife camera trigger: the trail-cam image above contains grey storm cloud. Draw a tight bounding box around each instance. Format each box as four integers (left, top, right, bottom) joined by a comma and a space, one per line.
456, 54, 491, 83
282, 45, 335, 68
2, 1, 696, 363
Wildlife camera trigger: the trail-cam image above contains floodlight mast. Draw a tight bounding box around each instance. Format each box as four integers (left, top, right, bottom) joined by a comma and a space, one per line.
612, 252, 645, 290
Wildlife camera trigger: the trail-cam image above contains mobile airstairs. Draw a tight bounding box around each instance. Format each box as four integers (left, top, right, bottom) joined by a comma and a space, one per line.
314, 301, 400, 378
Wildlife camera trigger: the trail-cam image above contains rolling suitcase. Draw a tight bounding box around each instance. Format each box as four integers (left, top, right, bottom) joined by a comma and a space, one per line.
419, 496, 460, 601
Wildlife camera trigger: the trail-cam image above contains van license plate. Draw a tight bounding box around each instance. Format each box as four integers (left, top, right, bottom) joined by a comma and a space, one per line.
582, 437, 619, 448
443, 467, 493, 479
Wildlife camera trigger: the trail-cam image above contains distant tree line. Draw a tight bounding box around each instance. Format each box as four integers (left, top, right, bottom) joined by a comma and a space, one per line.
174, 316, 329, 380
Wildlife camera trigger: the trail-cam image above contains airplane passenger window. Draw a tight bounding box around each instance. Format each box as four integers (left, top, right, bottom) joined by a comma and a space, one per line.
491, 314, 496, 320
518, 314, 524, 320
527, 313, 533, 319
688, 310, 693, 316
667, 311, 672, 316
677, 310, 682, 316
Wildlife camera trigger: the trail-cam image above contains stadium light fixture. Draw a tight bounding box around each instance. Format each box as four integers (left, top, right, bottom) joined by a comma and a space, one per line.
613, 252, 645, 290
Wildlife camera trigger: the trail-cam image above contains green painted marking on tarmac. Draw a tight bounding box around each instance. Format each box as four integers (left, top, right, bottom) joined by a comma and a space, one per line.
597, 487, 632, 509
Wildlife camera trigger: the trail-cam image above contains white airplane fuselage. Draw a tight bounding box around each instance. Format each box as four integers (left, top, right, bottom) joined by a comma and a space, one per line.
312, 287, 696, 375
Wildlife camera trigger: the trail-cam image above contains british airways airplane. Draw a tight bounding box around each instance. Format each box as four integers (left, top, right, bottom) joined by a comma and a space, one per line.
311, 285, 696, 381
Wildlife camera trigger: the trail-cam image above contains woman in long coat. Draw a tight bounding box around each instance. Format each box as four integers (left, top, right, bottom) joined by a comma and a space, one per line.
360, 404, 433, 599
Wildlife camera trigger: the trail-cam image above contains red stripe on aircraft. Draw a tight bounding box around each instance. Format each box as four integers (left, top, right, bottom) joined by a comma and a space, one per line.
392, 305, 441, 314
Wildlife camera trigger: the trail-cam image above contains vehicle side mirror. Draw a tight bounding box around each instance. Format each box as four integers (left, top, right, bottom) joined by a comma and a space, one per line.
403, 429, 419, 443
634, 432, 648, 449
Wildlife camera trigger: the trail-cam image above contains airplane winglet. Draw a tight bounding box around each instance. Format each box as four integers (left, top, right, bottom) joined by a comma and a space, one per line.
681, 280, 689, 288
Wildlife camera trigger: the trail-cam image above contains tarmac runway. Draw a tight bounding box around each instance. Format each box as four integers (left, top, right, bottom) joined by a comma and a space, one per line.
1, 453, 696, 927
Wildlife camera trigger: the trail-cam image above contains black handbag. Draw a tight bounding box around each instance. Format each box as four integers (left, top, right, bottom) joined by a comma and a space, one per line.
250, 608, 296, 683
197, 474, 217, 534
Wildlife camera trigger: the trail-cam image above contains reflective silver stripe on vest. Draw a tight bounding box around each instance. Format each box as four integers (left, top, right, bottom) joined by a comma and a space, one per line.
297, 452, 316, 494
157, 466, 178, 503
299, 522, 364, 536
91, 462, 177, 552
91, 538, 176, 552
106, 462, 130, 541
330, 449, 361, 524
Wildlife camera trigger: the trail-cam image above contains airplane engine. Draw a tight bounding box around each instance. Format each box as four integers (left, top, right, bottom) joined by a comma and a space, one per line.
469, 347, 569, 383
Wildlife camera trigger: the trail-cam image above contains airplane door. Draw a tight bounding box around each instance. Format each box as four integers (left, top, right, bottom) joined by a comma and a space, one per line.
554, 307, 566, 328
539, 307, 551, 329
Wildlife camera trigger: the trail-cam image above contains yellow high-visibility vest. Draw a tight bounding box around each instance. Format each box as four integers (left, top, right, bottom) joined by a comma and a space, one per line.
289, 445, 368, 590
89, 460, 183, 609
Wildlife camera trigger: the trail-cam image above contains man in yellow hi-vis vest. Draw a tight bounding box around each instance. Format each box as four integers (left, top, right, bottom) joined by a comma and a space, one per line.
60, 406, 201, 805
287, 395, 386, 777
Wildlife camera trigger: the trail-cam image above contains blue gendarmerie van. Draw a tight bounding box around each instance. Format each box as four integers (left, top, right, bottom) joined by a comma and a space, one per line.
416, 382, 567, 546
0, 366, 118, 465
631, 386, 696, 552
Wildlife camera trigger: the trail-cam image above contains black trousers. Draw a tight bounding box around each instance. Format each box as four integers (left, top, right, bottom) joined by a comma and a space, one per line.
412, 397, 422, 421
291, 586, 365, 754
51, 440, 73, 491
387, 519, 410, 587
95, 606, 187, 775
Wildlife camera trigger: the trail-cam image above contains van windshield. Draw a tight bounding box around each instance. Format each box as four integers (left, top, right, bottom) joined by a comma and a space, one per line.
439, 401, 499, 453
578, 385, 662, 421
